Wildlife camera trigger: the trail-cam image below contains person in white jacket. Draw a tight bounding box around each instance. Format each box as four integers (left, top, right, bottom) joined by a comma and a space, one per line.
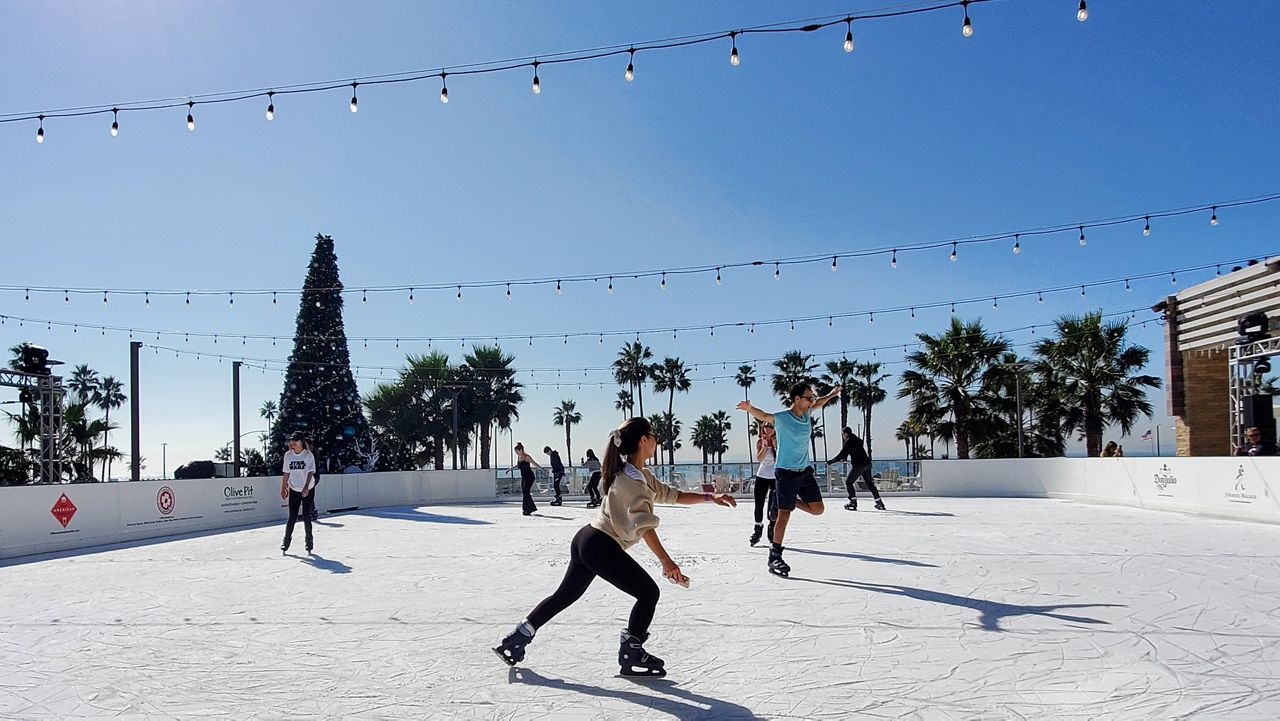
492, 416, 737, 677
279, 431, 316, 554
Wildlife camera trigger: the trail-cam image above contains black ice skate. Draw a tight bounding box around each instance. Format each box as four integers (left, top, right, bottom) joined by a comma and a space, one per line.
549, 498, 563, 507
493, 624, 535, 667
305, 538, 314, 553
749, 523, 763, 547
280, 539, 290, 555
619, 630, 666, 677
768, 545, 790, 578
844, 500, 857, 511
874, 499, 886, 511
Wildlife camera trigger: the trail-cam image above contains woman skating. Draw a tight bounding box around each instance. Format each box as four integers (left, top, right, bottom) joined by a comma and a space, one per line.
512, 443, 541, 516
493, 417, 737, 677
749, 423, 777, 546
279, 432, 316, 554
583, 448, 603, 508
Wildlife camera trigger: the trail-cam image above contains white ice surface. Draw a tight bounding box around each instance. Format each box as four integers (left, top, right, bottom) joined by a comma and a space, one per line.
3, 497, 1280, 720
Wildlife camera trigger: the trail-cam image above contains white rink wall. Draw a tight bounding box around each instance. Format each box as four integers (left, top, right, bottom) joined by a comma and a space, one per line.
0, 469, 496, 559
922, 457, 1280, 524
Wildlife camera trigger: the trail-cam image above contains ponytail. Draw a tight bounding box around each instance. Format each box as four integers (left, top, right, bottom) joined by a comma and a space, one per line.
601, 417, 652, 494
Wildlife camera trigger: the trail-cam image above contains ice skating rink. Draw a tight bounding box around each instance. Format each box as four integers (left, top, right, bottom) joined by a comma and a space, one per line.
3, 497, 1279, 720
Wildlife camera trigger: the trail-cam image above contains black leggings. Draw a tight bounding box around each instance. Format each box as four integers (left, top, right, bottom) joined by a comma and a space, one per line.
846, 463, 881, 500
586, 471, 602, 502
285, 489, 314, 542
526, 525, 660, 637
753, 476, 776, 524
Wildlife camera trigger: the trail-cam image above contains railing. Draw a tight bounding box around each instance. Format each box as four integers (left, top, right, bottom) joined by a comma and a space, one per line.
495, 460, 921, 497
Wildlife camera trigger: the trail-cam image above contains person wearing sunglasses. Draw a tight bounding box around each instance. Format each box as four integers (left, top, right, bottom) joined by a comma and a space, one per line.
737, 382, 841, 577
1235, 426, 1277, 456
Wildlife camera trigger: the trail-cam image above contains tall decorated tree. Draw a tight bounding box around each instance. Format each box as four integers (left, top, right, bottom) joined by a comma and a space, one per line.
268, 234, 371, 473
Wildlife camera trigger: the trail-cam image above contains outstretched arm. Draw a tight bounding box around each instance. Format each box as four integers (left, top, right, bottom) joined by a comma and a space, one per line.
812, 385, 843, 411
736, 400, 774, 424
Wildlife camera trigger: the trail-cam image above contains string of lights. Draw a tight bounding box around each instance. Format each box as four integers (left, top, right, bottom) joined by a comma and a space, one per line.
144, 303, 1157, 390
0, 254, 1259, 354
9, 0, 1101, 144
4, 193, 1275, 304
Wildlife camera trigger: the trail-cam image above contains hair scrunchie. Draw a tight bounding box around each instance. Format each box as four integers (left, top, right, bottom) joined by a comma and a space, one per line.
609, 430, 623, 448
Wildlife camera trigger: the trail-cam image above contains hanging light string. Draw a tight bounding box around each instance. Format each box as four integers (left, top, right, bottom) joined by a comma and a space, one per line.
4, 193, 1273, 304
0, 254, 1260, 352
142, 303, 1161, 389
7, 0, 1049, 136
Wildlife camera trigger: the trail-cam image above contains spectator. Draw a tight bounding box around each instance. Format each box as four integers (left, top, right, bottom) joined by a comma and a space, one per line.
1235, 427, 1277, 456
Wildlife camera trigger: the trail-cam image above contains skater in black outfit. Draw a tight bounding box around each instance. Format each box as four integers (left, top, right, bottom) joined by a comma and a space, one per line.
829, 427, 885, 511
544, 446, 565, 506
279, 432, 316, 554
512, 443, 542, 516
583, 449, 603, 508
749, 423, 777, 546
494, 417, 737, 677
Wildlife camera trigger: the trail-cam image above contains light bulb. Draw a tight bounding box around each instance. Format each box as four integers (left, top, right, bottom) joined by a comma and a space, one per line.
844, 20, 854, 53
187, 102, 195, 131
774, 263, 780, 280
110, 108, 119, 136
608, 277, 614, 294
456, 287, 462, 302
532, 62, 541, 94
963, 15, 973, 37
1012, 235, 1020, 254
730, 32, 740, 65
36, 115, 45, 143
266, 92, 275, 120
1080, 286, 1087, 299
1210, 207, 1219, 226
1143, 216, 1150, 236
831, 257, 838, 272
350, 82, 359, 113
1079, 227, 1086, 246
993, 297, 998, 309
1125, 279, 1132, 292
440, 76, 449, 104
1077, 0, 1088, 22
625, 50, 635, 81
950, 243, 957, 262
891, 250, 897, 268
715, 267, 722, 285
660, 273, 667, 290
556, 279, 562, 294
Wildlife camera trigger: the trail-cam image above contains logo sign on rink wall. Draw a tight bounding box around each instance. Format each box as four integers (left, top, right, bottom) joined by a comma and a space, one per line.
1225, 464, 1259, 504
50, 493, 77, 529
1152, 464, 1179, 498
221, 484, 260, 516
156, 486, 176, 516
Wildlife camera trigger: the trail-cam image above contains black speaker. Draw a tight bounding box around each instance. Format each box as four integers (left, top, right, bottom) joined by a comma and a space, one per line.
1242, 394, 1276, 444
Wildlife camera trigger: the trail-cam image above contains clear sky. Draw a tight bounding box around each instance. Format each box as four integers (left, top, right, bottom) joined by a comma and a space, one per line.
3, 1, 1279, 475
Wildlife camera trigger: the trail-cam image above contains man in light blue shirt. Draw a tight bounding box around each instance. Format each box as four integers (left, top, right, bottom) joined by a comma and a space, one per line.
738, 381, 841, 577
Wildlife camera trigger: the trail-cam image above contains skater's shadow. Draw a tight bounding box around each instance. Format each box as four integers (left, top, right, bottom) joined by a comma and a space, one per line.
788, 548, 937, 568
792, 578, 1123, 632
299, 553, 352, 574
509, 667, 761, 720
360, 507, 492, 525
311, 519, 345, 528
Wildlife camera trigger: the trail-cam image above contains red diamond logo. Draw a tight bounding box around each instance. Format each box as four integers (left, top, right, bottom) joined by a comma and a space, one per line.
51, 493, 77, 528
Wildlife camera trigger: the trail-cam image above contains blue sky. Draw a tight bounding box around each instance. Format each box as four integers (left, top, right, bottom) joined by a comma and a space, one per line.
3, 1, 1279, 474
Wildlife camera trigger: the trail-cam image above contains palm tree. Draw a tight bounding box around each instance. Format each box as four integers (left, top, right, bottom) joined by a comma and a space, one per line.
259, 400, 278, 455
821, 358, 859, 430
771, 351, 819, 405
898, 318, 1009, 459
614, 390, 634, 421
613, 341, 654, 417
849, 362, 889, 463
552, 400, 582, 466
67, 364, 100, 404
652, 357, 691, 462
466, 345, 524, 469
97, 376, 125, 482
735, 364, 755, 462
403, 351, 455, 469
709, 410, 733, 464
809, 416, 824, 463
1033, 312, 1161, 456
648, 413, 683, 466
691, 416, 715, 466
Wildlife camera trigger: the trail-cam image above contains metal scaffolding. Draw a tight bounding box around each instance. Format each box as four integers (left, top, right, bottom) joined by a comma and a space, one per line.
0, 368, 64, 482
1227, 337, 1280, 448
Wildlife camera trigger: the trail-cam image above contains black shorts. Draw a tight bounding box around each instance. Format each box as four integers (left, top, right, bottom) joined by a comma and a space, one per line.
774, 466, 822, 511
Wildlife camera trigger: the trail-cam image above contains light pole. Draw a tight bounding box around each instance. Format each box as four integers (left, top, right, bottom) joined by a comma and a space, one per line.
161, 442, 168, 479
1004, 361, 1032, 458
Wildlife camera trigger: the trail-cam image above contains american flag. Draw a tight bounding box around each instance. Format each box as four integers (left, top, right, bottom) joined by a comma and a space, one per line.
1141, 430, 1152, 441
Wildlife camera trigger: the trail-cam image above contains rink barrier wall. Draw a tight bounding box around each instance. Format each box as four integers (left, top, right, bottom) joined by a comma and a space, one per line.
920, 457, 1280, 524
0, 469, 496, 559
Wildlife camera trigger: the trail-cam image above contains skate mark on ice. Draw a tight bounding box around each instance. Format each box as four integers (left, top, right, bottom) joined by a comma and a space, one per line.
787, 547, 938, 568
881, 510, 956, 518
507, 667, 763, 720
791, 578, 1125, 631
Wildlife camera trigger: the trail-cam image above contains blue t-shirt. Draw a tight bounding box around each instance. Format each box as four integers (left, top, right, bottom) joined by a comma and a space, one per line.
773, 408, 812, 471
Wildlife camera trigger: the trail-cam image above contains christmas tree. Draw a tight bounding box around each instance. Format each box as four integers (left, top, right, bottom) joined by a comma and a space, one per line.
268, 234, 371, 473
